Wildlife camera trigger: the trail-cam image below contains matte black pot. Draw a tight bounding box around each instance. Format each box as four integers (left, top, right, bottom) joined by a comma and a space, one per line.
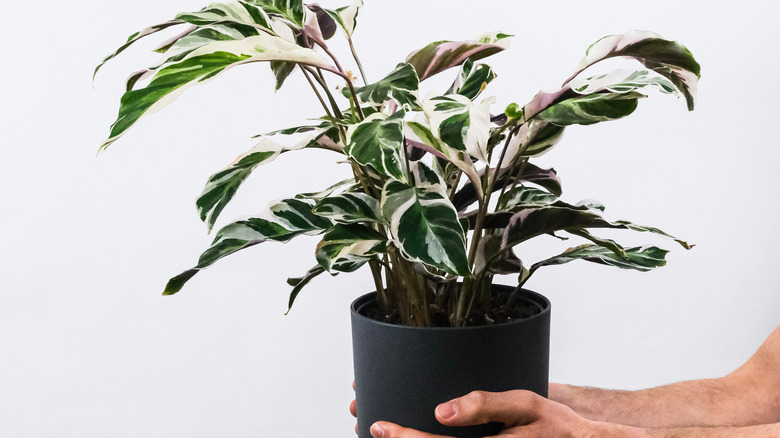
351, 285, 551, 438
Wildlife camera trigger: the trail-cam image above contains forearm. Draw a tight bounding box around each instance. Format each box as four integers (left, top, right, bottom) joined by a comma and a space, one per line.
637, 422, 780, 438
550, 377, 768, 428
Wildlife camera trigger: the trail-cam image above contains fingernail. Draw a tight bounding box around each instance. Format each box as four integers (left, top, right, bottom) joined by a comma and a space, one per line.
370, 422, 385, 438
436, 400, 458, 420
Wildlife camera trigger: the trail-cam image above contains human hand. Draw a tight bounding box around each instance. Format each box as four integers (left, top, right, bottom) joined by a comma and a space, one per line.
350, 380, 357, 434
366, 390, 612, 438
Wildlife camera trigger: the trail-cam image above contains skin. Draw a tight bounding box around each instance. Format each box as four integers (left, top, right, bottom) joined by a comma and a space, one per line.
351, 325, 780, 438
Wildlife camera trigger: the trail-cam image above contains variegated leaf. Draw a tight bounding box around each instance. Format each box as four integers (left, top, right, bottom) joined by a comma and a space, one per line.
269, 198, 333, 232
127, 22, 266, 91
345, 111, 407, 182
94, 20, 184, 79
252, 0, 305, 27
474, 234, 525, 276
325, 0, 363, 38
535, 91, 643, 126
156, 25, 249, 58
164, 209, 322, 295
498, 186, 559, 210
100, 34, 336, 150
258, 121, 344, 151
524, 69, 679, 126
286, 265, 327, 313
406, 32, 512, 81
305, 4, 337, 40
505, 120, 566, 160
500, 203, 691, 251
567, 228, 626, 258
381, 162, 470, 276
405, 120, 483, 200
316, 224, 387, 273
530, 244, 669, 273
196, 136, 313, 232
453, 162, 561, 212
613, 220, 693, 250
422, 93, 494, 164
501, 119, 565, 161
446, 59, 497, 100
314, 192, 383, 224
346, 63, 420, 108
175, 1, 272, 28
295, 178, 356, 201
568, 30, 701, 110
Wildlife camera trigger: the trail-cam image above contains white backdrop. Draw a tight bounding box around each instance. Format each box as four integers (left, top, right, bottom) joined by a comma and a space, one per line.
2, 0, 779, 436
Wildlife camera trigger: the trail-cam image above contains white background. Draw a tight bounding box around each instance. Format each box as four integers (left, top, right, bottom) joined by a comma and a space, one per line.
2, 0, 779, 436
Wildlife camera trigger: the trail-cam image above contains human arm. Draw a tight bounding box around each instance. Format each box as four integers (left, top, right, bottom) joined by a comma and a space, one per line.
369, 390, 780, 438
549, 325, 780, 428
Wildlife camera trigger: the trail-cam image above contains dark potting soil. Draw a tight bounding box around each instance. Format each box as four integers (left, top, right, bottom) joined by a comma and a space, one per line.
362, 292, 542, 328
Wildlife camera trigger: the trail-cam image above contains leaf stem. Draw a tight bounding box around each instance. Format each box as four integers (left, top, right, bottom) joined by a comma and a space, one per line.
347, 37, 369, 85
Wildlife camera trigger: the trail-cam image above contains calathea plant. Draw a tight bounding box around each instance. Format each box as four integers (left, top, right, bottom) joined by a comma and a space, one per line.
97, 0, 699, 327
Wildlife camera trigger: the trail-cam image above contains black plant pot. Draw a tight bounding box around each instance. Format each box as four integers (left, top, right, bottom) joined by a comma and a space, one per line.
351, 285, 551, 438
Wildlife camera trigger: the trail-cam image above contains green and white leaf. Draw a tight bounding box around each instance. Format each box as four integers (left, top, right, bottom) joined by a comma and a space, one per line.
505, 120, 566, 161
269, 198, 333, 233
175, 1, 272, 28
196, 136, 313, 232
295, 178, 356, 201
252, 0, 305, 27
286, 265, 327, 313
406, 32, 512, 81
569, 30, 701, 110
156, 25, 251, 58
613, 220, 693, 250
405, 120, 483, 200
380, 162, 470, 276
347, 63, 420, 108
94, 20, 183, 79
345, 111, 407, 182
446, 59, 497, 100
325, 0, 363, 38
568, 69, 677, 95
422, 93, 494, 164
474, 234, 525, 276
499, 186, 559, 210
163, 204, 327, 295
530, 244, 670, 274
500, 203, 692, 251
524, 69, 679, 127
453, 162, 561, 212
314, 192, 383, 224
316, 224, 387, 273
100, 33, 336, 150
535, 91, 643, 126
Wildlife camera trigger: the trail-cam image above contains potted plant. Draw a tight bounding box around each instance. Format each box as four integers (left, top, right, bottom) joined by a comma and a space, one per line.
96, 1, 699, 436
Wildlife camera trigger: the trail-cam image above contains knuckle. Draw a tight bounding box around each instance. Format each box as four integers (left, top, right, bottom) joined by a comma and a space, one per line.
464, 390, 488, 408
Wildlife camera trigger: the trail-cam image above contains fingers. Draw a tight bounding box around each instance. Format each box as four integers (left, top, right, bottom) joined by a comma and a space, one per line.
370, 421, 451, 438
434, 390, 544, 427
351, 380, 357, 433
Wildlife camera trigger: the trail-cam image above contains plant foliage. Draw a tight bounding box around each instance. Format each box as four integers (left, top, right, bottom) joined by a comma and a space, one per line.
98, 0, 699, 327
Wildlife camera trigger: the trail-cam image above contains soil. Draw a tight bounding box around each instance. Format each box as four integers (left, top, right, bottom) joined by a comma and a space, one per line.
362, 291, 542, 327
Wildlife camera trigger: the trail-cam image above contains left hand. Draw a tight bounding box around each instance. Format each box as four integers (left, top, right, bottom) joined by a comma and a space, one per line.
367, 390, 612, 438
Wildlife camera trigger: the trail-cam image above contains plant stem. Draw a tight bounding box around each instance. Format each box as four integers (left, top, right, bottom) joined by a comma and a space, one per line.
368, 259, 388, 310
314, 40, 365, 120
301, 67, 336, 123
347, 37, 369, 85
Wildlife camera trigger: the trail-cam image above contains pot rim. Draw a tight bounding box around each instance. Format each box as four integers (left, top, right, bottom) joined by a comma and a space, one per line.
350, 283, 551, 331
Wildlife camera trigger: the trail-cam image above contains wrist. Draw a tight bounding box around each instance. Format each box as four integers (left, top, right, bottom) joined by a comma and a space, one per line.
550, 384, 608, 421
